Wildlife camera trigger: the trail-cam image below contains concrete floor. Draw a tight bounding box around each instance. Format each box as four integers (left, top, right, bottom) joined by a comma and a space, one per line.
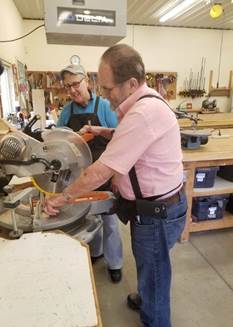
93, 224, 233, 327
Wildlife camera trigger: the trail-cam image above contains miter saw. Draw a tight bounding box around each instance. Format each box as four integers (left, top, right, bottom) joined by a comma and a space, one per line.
0, 119, 113, 241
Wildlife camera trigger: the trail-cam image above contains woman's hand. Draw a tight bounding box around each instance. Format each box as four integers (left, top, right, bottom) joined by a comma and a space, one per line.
43, 194, 67, 216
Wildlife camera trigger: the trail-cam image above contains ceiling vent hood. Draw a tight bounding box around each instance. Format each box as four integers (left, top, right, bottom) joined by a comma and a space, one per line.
44, 0, 127, 46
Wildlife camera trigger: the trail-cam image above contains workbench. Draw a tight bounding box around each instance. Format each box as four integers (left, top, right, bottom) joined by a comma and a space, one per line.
0, 231, 102, 327
179, 112, 233, 129
182, 128, 233, 241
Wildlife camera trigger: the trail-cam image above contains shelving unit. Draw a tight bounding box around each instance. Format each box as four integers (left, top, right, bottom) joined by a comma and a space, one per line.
182, 129, 233, 241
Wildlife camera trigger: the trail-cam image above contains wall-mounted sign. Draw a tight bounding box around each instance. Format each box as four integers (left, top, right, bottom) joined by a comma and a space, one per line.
57, 7, 116, 26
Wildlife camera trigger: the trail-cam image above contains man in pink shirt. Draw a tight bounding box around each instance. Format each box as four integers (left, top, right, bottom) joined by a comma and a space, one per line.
44, 44, 187, 327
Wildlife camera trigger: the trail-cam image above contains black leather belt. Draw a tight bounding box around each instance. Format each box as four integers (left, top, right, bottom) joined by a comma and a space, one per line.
146, 185, 185, 206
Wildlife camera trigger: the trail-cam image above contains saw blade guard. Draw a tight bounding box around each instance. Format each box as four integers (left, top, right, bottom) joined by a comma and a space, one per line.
32, 128, 92, 194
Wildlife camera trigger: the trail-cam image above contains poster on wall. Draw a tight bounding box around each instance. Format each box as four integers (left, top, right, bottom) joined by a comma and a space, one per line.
17, 60, 28, 92
145, 72, 177, 100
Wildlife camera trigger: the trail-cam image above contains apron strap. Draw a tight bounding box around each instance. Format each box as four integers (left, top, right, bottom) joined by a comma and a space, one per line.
94, 96, 100, 114
70, 101, 75, 115
137, 94, 173, 110
128, 94, 180, 200
129, 166, 143, 199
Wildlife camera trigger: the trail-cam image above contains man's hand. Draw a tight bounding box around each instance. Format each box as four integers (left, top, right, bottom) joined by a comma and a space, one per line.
79, 125, 115, 140
78, 125, 102, 136
43, 194, 67, 216
43, 161, 115, 216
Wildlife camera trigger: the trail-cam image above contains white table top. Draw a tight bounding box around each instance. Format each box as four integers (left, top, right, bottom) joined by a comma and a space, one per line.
0, 231, 100, 327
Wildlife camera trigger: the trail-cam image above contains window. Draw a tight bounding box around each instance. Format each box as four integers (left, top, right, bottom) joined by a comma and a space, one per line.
0, 65, 15, 118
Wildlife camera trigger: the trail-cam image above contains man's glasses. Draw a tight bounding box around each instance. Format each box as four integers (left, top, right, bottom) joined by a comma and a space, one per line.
64, 77, 85, 90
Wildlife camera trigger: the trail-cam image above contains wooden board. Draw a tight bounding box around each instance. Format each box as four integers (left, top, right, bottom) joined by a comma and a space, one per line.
0, 231, 102, 327
179, 112, 233, 129
182, 128, 233, 163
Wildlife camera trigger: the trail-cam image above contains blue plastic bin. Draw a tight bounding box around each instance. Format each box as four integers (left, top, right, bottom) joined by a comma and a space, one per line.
192, 195, 229, 221
194, 167, 219, 188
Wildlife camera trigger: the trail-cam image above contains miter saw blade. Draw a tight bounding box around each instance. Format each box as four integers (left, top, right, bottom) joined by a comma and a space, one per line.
0, 201, 91, 232
32, 128, 92, 194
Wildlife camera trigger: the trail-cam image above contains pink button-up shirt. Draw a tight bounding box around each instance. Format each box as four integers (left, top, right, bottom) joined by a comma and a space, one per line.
99, 83, 183, 200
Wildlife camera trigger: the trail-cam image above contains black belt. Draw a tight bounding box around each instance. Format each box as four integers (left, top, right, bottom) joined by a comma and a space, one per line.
134, 185, 185, 219
113, 185, 185, 223
145, 185, 185, 205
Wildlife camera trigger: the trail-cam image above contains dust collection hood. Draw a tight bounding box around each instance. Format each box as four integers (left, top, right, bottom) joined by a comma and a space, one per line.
44, 0, 127, 46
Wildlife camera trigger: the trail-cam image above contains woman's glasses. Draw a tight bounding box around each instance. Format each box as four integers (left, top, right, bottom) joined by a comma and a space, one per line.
64, 77, 85, 90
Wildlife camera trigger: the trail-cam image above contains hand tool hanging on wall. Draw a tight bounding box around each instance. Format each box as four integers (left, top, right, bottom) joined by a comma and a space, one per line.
179, 57, 206, 98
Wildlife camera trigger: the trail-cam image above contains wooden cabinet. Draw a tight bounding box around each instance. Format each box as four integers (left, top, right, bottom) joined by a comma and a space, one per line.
182, 129, 233, 241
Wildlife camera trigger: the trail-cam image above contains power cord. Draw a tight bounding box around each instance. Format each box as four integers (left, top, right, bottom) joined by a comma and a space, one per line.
0, 24, 45, 43
210, 128, 230, 139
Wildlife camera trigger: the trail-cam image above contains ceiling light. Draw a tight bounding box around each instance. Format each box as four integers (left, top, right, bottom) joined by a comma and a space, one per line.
159, 0, 202, 23
209, 3, 223, 19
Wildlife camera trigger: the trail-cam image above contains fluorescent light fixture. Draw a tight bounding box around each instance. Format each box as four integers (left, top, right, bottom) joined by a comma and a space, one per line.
159, 0, 201, 23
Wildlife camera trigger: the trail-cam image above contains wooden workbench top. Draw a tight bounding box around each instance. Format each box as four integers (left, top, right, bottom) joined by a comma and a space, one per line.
179, 112, 233, 129
183, 128, 233, 163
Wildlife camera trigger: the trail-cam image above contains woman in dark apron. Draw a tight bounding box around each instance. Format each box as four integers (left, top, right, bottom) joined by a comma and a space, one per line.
57, 64, 123, 282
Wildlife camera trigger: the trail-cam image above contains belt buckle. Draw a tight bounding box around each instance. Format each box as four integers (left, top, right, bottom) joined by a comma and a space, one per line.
135, 215, 141, 224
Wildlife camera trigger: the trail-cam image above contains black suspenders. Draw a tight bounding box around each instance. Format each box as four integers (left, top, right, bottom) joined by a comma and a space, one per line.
137, 94, 173, 110
129, 94, 178, 200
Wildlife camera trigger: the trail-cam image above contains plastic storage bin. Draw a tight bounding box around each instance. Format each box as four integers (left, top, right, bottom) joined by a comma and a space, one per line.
194, 167, 219, 188
217, 165, 233, 182
192, 195, 229, 222
226, 194, 233, 214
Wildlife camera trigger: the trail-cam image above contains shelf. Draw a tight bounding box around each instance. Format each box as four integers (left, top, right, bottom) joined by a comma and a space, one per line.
208, 70, 232, 97
193, 176, 233, 196
190, 212, 233, 232
208, 88, 230, 97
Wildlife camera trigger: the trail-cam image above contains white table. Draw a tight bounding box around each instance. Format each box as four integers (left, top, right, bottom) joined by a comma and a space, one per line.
0, 231, 102, 327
